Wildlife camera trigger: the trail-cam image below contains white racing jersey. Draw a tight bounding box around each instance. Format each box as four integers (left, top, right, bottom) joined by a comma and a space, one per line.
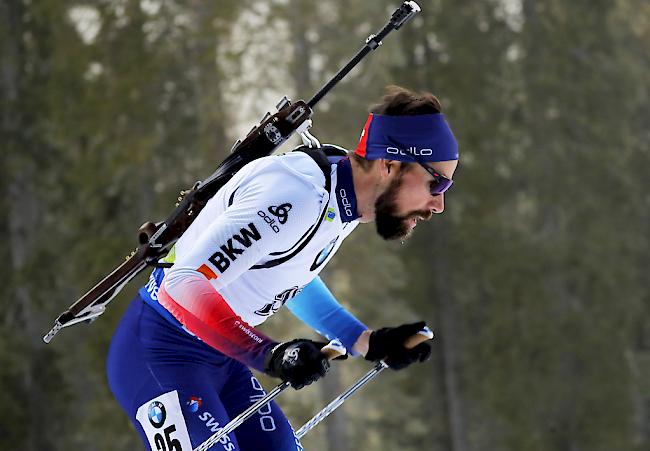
140, 151, 363, 370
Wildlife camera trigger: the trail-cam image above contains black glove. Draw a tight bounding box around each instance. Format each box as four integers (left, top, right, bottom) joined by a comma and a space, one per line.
365, 321, 432, 370
264, 339, 330, 389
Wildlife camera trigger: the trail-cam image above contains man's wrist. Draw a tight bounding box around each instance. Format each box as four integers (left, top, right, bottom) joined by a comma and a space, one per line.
263, 341, 283, 373
352, 329, 372, 357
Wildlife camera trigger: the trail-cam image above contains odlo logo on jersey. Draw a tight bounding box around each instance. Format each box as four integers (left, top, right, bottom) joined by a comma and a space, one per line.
267, 203, 292, 224
338, 189, 353, 218
208, 223, 262, 273
257, 203, 291, 234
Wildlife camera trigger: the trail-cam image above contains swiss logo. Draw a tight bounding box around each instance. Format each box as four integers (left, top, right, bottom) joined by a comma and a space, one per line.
267, 203, 292, 224
187, 396, 202, 413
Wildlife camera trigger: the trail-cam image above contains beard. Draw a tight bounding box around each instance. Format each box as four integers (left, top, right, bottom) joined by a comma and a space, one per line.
375, 174, 431, 241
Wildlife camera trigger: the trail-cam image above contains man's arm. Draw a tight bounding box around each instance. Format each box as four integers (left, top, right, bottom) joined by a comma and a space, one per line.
287, 277, 431, 369
286, 277, 369, 355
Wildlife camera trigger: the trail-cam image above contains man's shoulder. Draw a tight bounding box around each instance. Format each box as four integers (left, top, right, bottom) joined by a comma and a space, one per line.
272, 151, 330, 187
237, 151, 330, 195
220, 152, 330, 228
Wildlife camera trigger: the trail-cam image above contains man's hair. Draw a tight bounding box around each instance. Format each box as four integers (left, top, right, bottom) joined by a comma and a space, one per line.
370, 85, 442, 115
352, 85, 442, 170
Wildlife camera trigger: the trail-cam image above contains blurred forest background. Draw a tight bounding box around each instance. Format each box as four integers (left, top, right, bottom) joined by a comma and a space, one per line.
2, 0, 649, 450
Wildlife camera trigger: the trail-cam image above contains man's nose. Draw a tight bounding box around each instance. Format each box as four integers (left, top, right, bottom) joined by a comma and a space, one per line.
429, 194, 445, 214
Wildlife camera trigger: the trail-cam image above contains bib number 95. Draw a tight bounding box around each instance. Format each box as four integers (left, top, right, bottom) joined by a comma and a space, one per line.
136, 391, 193, 451
154, 425, 182, 451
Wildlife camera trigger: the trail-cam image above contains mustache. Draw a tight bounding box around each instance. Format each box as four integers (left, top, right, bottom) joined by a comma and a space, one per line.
403, 210, 433, 221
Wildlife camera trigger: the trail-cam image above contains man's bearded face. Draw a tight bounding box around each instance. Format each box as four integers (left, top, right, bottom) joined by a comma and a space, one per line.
374, 171, 432, 241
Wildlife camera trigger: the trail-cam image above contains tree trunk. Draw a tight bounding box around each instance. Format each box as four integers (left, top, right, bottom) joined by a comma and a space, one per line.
320, 368, 348, 451
436, 275, 468, 451
416, 222, 467, 451
2, 2, 43, 449
289, 1, 313, 96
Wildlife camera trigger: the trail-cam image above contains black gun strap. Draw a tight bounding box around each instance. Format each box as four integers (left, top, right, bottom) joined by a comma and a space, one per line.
250, 148, 334, 270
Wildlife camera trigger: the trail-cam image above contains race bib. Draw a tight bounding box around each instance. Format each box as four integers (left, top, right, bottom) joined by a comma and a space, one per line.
136, 390, 193, 451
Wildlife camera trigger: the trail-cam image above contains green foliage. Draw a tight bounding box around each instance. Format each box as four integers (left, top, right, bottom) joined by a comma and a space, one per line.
2, 1, 648, 450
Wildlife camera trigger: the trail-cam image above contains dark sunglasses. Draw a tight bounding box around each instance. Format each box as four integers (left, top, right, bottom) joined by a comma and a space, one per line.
415, 160, 453, 196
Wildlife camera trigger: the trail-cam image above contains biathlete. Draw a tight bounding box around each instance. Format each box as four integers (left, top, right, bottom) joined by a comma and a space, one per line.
106, 85, 459, 450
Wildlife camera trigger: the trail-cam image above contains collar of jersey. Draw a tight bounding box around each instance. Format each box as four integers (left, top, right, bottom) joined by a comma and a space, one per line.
333, 157, 359, 223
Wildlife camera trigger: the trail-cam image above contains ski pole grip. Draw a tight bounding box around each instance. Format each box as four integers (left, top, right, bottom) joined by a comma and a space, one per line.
321, 339, 347, 360
392, 1, 421, 29
404, 326, 434, 349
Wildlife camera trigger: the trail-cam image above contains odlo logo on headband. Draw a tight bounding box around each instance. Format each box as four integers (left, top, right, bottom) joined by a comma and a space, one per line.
386, 146, 433, 157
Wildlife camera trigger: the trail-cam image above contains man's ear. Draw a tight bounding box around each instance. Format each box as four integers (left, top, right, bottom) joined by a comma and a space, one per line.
379, 159, 400, 177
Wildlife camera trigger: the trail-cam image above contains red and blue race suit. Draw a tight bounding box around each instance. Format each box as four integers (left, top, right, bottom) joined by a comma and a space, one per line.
107, 151, 368, 450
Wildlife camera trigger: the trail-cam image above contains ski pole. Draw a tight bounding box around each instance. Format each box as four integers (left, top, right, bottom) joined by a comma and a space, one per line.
193, 340, 346, 451
295, 326, 434, 439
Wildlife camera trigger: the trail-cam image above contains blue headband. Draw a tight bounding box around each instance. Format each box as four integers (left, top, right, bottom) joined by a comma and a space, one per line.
355, 113, 458, 162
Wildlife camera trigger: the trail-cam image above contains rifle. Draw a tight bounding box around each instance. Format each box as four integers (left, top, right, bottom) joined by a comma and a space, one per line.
43, 1, 421, 344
